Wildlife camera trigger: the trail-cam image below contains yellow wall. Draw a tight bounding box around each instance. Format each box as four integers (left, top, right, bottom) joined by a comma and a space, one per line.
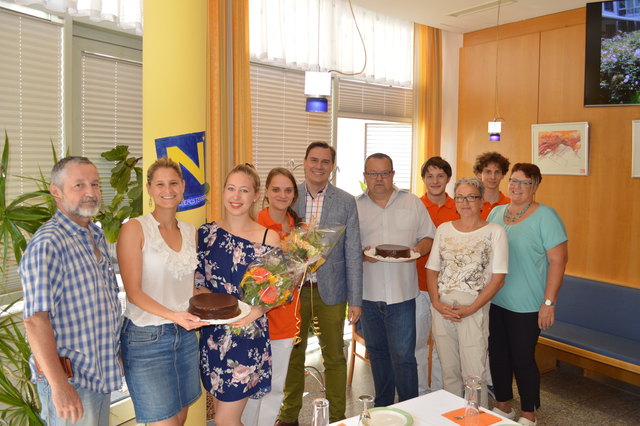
143, 0, 208, 227
457, 9, 640, 288
143, 1, 208, 423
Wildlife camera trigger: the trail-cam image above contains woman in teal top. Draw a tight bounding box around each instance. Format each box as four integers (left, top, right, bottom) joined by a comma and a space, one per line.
487, 163, 568, 426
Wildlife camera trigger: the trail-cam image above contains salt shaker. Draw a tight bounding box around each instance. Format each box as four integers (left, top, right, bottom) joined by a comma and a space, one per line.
463, 375, 482, 426
312, 397, 330, 426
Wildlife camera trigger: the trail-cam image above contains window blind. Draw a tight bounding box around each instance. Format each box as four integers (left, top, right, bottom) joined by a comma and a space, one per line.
79, 52, 142, 204
250, 63, 332, 188
0, 8, 63, 301
0, 9, 63, 200
337, 79, 413, 120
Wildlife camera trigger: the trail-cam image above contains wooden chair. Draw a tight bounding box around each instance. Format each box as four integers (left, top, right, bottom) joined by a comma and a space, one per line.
347, 322, 370, 385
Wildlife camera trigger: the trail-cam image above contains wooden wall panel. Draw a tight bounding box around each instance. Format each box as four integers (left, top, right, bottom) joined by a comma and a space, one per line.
464, 8, 585, 47
458, 9, 640, 288
457, 33, 539, 189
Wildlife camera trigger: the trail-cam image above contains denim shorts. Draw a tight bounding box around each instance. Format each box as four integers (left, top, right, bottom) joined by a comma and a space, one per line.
121, 318, 201, 423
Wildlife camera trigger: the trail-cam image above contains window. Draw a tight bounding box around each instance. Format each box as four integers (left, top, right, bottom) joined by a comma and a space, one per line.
72, 26, 142, 205
249, 0, 414, 86
0, 7, 63, 304
336, 79, 413, 195
78, 53, 142, 204
0, 8, 64, 199
250, 63, 332, 187
0, 8, 142, 303
365, 123, 412, 190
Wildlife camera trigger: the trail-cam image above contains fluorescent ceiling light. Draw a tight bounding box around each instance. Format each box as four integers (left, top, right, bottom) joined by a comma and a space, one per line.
448, 0, 517, 18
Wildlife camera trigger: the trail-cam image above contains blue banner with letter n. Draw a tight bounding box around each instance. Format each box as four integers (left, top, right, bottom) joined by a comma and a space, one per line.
155, 131, 206, 212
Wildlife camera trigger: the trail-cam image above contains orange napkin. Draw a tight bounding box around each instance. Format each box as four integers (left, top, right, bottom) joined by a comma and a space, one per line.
441, 407, 503, 425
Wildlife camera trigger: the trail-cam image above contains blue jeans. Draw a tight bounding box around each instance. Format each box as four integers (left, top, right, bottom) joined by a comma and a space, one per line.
361, 298, 418, 407
37, 377, 110, 426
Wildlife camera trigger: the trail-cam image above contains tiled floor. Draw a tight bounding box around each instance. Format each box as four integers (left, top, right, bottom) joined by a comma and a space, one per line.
208, 327, 640, 425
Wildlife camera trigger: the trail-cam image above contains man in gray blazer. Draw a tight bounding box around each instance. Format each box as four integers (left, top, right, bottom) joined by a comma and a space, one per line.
277, 142, 363, 425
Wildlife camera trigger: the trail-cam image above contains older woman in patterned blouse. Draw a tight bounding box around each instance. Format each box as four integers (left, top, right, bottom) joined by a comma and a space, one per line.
426, 177, 509, 408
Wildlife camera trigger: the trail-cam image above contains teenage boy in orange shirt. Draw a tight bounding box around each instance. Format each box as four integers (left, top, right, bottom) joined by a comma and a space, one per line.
473, 152, 511, 220
415, 156, 460, 394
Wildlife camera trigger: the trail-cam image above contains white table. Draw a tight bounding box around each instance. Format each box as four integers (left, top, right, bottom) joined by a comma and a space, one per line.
331, 390, 518, 425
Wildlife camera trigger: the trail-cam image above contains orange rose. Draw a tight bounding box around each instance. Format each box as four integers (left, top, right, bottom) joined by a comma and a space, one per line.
260, 286, 279, 305
251, 267, 271, 283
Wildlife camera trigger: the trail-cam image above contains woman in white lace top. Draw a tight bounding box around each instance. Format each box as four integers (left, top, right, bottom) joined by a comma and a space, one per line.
117, 157, 206, 425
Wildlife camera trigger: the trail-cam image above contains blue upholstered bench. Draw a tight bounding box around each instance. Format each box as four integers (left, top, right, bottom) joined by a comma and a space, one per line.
536, 275, 640, 386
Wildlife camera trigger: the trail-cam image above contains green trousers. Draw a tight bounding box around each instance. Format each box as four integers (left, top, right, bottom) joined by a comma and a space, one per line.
279, 286, 347, 423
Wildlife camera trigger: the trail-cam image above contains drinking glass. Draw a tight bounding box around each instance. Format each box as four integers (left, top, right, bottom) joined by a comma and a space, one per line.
357, 394, 374, 425
463, 375, 482, 426
312, 397, 330, 426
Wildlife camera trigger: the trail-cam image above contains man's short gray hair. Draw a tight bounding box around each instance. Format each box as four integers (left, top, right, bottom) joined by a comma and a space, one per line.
51, 156, 95, 188
454, 177, 485, 198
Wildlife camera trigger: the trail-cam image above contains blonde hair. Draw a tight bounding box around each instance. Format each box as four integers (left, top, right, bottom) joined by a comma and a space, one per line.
147, 157, 183, 182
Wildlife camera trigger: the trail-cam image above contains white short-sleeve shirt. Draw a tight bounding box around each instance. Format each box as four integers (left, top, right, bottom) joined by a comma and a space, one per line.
357, 188, 436, 304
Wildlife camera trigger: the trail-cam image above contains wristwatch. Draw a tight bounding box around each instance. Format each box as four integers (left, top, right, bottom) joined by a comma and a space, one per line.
543, 299, 556, 306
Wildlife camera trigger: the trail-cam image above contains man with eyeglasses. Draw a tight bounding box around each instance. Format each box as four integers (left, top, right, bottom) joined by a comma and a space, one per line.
473, 152, 511, 220
356, 153, 436, 407
277, 142, 363, 425
415, 156, 461, 395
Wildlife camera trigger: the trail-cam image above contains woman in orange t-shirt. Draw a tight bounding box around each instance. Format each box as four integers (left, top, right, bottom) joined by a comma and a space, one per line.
242, 167, 302, 426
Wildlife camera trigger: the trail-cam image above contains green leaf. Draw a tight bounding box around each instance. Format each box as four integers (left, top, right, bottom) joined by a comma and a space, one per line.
116, 206, 132, 221
110, 193, 125, 209
101, 145, 130, 162
128, 184, 142, 200
0, 131, 10, 210
102, 220, 122, 243
111, 165, 132, 193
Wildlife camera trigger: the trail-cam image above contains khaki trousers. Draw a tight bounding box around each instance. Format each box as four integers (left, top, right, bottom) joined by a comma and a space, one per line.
431, 290, 490, 408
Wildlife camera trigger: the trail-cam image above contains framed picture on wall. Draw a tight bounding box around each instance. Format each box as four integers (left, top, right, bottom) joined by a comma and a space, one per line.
633, 120, 640, 178
532, 122, 589, 176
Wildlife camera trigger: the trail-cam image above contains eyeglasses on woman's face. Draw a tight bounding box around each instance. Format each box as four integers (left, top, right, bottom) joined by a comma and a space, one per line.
508, 178, 534, 187
454, 195, 482, 203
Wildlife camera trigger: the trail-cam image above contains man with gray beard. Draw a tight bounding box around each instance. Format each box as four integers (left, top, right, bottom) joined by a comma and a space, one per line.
20, 157, 122, 426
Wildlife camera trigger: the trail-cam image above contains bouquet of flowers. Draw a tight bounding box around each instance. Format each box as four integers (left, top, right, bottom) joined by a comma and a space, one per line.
281, 221, 346, 273
281, 221, 346, 342
240, 248, 306, 308
239, 222, 345, 311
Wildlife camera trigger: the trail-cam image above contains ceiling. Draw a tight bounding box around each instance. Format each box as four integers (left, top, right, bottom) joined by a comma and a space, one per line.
353, 0, 591, 33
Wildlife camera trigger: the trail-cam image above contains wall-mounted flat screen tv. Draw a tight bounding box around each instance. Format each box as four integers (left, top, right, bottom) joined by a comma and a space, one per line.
584, 0, 640, 106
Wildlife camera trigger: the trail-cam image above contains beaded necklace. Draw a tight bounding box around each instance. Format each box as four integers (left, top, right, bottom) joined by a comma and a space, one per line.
504, 203, 531, 224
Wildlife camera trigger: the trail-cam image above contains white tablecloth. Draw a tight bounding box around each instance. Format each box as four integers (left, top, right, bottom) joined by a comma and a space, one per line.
330, 390, 518, 425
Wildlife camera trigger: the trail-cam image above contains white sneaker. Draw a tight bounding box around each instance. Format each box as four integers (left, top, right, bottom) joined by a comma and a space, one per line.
491, 407, 516, 420
517, 416, 537, 426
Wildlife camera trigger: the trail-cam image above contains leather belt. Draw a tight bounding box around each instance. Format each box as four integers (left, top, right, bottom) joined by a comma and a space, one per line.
302, 280, 318, 288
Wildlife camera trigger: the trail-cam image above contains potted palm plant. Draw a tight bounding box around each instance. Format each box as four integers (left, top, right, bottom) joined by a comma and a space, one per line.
0, 131, 53, 426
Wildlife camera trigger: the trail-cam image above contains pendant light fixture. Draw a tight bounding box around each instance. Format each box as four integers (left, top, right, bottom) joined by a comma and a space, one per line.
304, 0, 367, 112
488, 0, 504, 141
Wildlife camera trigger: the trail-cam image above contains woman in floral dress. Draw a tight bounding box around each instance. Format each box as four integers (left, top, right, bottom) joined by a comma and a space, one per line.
196, 164, 281, 426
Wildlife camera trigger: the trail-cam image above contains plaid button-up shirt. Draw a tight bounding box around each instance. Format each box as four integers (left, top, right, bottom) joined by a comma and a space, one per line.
304, 183, 327, 283
20, 210, 122, 393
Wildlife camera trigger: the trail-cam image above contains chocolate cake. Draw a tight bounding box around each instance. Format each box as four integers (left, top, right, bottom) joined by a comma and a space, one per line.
375, 244, 411, 259
188, 293, 241, 320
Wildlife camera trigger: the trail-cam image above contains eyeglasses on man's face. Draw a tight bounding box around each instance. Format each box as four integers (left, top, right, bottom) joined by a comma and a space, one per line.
364, 170, 393, 179
454, 195, 482, 203
508, 178, 534, 187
